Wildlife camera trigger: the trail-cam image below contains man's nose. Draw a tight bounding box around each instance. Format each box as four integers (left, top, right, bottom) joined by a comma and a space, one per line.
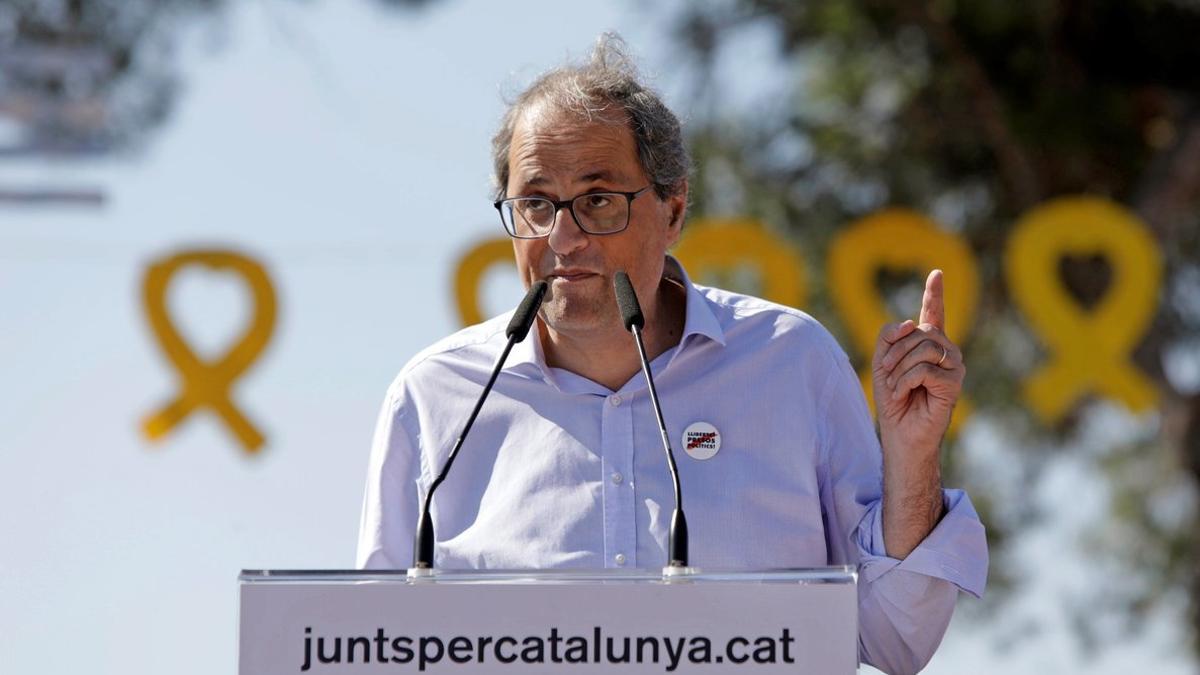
546, 205, 588, 255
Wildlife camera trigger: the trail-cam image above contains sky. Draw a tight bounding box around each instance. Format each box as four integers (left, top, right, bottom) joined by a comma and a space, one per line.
0, 1, 1193, 673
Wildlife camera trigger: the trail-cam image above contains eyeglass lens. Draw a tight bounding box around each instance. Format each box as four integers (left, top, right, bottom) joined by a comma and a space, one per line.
503, 193, 628, 236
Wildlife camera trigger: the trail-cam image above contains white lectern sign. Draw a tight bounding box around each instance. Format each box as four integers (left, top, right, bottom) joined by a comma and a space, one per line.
239, 568, 857, 674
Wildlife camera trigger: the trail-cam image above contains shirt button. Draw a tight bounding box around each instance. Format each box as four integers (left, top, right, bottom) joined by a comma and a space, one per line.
614, 553, 627, 565
611, 472, 623, 485
608, 394, 622, 406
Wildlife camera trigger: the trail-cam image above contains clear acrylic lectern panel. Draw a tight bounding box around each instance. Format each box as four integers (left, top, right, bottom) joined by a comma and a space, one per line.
239, 567, 858, 674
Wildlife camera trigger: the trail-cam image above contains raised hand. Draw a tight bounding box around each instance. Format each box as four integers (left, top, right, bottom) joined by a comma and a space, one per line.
870, 269, 964, 558
872, 269, 964, 454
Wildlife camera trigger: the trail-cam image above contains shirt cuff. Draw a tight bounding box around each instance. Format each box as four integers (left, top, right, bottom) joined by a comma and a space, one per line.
854, 488, 988, 598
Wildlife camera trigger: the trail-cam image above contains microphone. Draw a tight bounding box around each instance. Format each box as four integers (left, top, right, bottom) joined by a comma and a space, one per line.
613, 271, 689, 569
411, 280, 547, 570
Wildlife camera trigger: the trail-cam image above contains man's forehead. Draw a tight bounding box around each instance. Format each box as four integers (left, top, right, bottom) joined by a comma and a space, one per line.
509, 103, 641, 185
523, 168, 621, 187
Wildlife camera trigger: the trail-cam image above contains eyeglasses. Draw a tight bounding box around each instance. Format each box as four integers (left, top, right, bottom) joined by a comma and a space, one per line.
494, 185, 653, 239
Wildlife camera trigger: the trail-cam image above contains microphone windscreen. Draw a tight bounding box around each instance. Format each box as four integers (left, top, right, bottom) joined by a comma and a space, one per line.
613, 271, 645, 332
505, 280, 548, 341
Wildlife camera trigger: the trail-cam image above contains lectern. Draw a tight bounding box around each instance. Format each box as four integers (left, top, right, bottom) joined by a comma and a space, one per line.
239, 567, 857, 673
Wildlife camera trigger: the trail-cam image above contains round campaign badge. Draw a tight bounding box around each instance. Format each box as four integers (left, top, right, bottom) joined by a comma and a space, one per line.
682, 422, 721, 460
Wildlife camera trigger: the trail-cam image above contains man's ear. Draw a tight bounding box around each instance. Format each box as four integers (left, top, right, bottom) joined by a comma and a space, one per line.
664, 180, 689, 246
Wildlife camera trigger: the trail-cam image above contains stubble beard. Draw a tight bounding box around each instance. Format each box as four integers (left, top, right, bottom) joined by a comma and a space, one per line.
539, 283, 621, 336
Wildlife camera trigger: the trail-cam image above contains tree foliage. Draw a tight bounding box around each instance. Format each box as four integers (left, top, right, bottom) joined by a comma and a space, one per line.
0, 0, 429, 156
673, 0, 1200, 656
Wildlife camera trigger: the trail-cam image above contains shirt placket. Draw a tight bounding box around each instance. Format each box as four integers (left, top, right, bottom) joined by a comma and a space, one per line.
600, 391, 637, 569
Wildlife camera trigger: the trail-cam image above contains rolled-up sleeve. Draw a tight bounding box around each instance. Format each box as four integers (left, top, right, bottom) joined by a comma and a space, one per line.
816, 341, 988, 675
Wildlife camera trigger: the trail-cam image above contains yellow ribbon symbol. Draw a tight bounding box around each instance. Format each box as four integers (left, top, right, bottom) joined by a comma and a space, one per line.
1005, 196, 1161, 423
141, 250, 277, 453
455, 237, 516, 327
673, 218, 808, 309
827, 208, 979, 433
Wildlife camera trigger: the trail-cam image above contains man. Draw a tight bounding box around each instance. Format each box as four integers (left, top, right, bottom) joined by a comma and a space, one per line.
358, 35, 987, 674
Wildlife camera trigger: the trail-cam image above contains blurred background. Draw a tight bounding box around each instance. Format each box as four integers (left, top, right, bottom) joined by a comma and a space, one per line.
2, 0, 1199, 673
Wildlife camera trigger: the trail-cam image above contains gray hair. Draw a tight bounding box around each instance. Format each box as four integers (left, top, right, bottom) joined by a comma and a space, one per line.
490, 33, 690, 202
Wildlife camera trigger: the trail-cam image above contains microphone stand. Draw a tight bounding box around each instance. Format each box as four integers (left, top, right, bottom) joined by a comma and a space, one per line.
410, 281, 547, 573
614, 271, 689, 570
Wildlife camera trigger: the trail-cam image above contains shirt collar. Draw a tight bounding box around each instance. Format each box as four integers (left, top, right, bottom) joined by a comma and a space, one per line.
503, 255, 727, 383
503, 311, 553, 382
665, 255, 727, 348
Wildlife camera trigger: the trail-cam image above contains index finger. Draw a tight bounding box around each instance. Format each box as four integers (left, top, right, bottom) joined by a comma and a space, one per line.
919, 269, 945, 331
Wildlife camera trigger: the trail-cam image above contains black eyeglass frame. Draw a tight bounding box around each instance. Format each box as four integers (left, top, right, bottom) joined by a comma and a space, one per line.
493, 185, 654, 239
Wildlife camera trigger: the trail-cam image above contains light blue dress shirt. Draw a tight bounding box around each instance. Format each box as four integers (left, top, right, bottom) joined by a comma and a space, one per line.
357, 258, 988, 674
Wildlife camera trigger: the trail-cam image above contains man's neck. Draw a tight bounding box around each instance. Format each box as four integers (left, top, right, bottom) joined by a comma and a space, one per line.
539, 278, 687, 392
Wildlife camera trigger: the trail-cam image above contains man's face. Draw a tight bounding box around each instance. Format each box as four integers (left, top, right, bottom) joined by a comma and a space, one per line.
506, 104, 685, 337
